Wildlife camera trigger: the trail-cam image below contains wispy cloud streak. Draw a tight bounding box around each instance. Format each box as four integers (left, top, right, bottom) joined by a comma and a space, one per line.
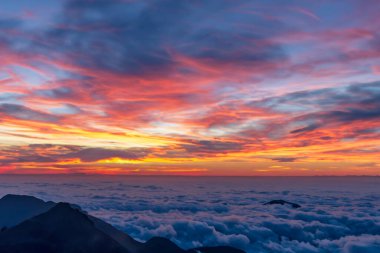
0, 0, 379, 174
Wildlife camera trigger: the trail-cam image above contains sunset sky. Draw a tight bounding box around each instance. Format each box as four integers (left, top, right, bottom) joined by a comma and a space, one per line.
0, 0, 379, 175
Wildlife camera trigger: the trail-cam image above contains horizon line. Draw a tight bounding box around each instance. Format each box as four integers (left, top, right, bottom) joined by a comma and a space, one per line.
0, 173, 379, 177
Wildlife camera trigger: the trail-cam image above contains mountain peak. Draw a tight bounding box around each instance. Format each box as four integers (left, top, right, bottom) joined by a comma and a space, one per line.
1, 194, 43, 202
0, 199, 129, 253
50, 202, 75, 211
142, 237, 184, 253
2, 194, 25, 199
264, 199, 301, 208
33, 201, 93, 228
0, 194, 55, 207
0, 194, 55, 228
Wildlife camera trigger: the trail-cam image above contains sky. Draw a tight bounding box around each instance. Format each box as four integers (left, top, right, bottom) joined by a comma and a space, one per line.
0, 0, 380, 175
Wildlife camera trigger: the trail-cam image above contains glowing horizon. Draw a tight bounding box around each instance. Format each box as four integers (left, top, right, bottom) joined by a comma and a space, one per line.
0, 0, 380, 175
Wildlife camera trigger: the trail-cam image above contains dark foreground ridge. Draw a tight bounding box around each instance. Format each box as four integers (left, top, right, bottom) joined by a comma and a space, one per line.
0, 194, 245, 253
263, 199, 301, 208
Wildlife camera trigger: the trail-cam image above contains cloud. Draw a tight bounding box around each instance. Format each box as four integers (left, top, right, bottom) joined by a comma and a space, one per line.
0, 18, 22, 30
36, 0, 286, 76
270, 157, 299, 163
180, 140, 244, 155
2, 176, 380, 253
0, 144, 150, 165
0, 93, 25, 103
290, 124, 321, 134
244, 81, 380, 139
63, 147, 149, 162
318, 235, 380, 253
49, 104, 82, 115
35, 87, 75, 99
0, 103, 60, 123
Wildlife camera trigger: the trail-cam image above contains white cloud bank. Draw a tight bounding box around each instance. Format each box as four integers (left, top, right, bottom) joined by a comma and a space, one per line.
0, 176, 379, 253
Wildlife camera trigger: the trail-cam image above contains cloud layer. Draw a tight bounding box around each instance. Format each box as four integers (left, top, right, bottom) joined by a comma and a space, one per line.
1, 176, 379, 253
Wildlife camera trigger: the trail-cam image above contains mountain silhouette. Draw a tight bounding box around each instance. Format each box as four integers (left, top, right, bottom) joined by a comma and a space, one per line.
263, 199, 301, 208
0, 202, 130, 253
139, 237, 183, 253
189, 246, 247, 253
0, 195, 245, 253
0, 194, 55, 229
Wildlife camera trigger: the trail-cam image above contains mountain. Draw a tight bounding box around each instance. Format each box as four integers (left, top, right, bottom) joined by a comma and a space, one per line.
0, 194, 55, 228
189, 246, 246, 253
0, 203, 131, 253
263, 199, 301, 208
0, 195, 246, 253
139, 237, 184, 253
89, 214, 143, 252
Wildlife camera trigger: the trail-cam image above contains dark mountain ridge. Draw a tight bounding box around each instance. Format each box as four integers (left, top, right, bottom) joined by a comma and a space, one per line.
0, 194, 55, 228
0, 194, 245, 253
263, 199, 301, 208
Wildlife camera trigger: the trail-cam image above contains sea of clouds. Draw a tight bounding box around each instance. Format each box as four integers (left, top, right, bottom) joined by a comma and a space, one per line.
0, 175, 379, 253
